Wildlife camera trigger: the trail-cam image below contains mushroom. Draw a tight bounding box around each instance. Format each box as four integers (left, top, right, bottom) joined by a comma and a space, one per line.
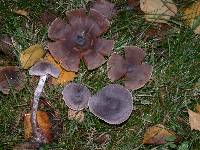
88, 84, 133, 124
0, 66, 25, 94
90, 0, 116, 19
108, 46, 153, 90
48, 8, 114, 72
29, 60, 60, 145
62, 83, 91, 110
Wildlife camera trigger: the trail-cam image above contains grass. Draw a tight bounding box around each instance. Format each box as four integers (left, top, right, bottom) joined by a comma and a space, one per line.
0, 0, 200, 149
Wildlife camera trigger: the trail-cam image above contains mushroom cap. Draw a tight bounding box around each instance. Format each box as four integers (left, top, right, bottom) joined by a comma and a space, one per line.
62, 83, 91, 110
29, 60, 60, 78
88, 84, 133, 124
107, 46, 153, 90
0, 66, 25, 94
48, 8, 114, 72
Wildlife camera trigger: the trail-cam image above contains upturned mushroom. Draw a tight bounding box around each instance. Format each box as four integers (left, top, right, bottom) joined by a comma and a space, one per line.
0, 66, 25, 94
62, 83, 91, 110
48, 8, 114, 72
107, 46, 153, 90
88, 84, 133, 124
29, 60, 60, 145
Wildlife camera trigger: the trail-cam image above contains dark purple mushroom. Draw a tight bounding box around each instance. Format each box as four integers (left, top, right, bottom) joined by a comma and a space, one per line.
48, 8, 114, 72
88, 84, 133, 124
29, 60, 60, 145
90, 0, 116, 19
0, 66, 25, 94
62, 83, 91, 110
108, 46, 153, 90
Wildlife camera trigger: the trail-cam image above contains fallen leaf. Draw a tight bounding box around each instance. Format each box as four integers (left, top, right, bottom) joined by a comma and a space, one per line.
188, 109, 200, 131
44, 53, 76, 85
143, 124, 178, 145
20, 44, 45, 69
94, 133, 111, 144
40, 11, 57, 26
196, 104, 200, 113
140, 0, 177, 23
24, 111, 52, 143
68, 109, 85, 123
13, 142, 35, 150
183, 1, 200, 34
128, 0, 140, 11
14, 9, 28, 17
0, 35, 15, 58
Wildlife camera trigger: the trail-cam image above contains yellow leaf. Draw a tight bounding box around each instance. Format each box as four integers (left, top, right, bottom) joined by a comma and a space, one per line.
143, 124, 177, 145
183, 1, 200, 34
68, 109, 85, 123
140, 0, 177, 23
44, 53, 76, 85
196, 104, 200, 113
14, 9, 28, 17
188, 109, 200, 131
20, 44, 45, 69
24, 111, 52, 143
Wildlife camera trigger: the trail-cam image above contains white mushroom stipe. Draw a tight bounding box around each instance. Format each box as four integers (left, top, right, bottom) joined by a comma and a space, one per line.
29, 60, 60, 145
31, 75, 48, 143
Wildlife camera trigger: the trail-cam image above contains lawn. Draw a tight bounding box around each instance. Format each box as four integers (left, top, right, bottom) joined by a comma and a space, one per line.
0, 0, 200, 149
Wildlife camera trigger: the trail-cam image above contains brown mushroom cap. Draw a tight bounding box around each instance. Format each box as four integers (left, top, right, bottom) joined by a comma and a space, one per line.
107, 53, 127, 82
62, 83, 91, 110
0, 66, 25, 94
88, 84, 133, 124
107, 46, 152, 90
29, 60, 60, 78
125, 64, 153, 90
48, 8, 114, 72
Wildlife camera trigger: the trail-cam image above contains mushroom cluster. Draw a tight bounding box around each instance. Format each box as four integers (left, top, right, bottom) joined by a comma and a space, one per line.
48, 8, 115, 72
62, 83, 134, 124
0, 0, 155, 148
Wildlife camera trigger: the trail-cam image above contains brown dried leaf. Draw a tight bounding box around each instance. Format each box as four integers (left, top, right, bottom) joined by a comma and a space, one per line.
68, 109, 85, 123
188, 109, 200, 131
196, 104, 200, 113
94, 133, 111, 144
143, 124, 177, 145
40, 11, 57, 26
183, 1, 200, 34
128, 0, 140, 11
44, 53, 76, 85
24, 111, 52, 143
13, 142, 35, 150
140, 0, 177, 23
20, 44, 45, 69
0, 35, 15, 58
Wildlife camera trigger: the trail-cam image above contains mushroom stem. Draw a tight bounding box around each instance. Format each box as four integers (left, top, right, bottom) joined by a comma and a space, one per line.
31, 75, 48, 143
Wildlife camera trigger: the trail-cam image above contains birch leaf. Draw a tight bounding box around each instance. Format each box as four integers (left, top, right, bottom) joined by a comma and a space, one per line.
44, 53, 76, 85
68, 109, 85, 123
183, 1, 200, 34
20, 44, 45, 69
143, 124, 177, 145
188, 109, 200, 131
24, 111, 52, 143
140, 0, 177, 23
14, 9, 28, 17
